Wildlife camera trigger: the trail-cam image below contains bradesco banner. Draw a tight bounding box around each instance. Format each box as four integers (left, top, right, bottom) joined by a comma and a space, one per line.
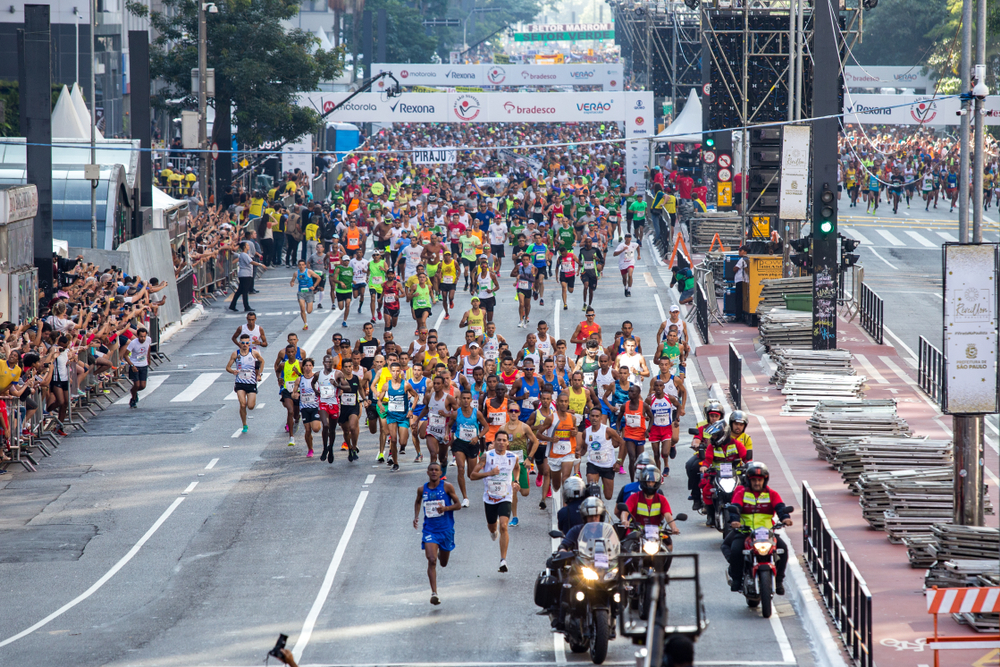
843, 92, 1000, 126
371, 63, 624, 90
299, 92, 634, 123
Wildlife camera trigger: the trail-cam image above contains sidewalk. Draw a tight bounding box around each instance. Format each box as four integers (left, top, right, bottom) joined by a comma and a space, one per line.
691, 313, 1000, 667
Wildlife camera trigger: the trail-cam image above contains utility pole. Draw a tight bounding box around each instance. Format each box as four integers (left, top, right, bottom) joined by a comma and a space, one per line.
89, 0, 97, 248
198, 1, 208, 208
958, 0, 972, 244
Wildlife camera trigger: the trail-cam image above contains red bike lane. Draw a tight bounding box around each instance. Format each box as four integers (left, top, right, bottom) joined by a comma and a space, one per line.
691, 314, 1000, 667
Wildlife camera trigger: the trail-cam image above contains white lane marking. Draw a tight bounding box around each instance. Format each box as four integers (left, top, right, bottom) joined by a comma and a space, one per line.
653, 293, 667, 322
867, 247, 898, 270
553, 297, 560, 341
769, 611, 796, 664
433, 309, 445, 332
937, 230, 958, 242
875, 229, 905, 246
882, 326, 919, 363
292, 490, 369, 663
741, 359, 758, 384
550, 490, 567, 664
182, 482, 198, 495
205, 458, 219, 470
114, 374, 169, 405
904, 230, 937, 248
303, 309, 344, 357
225, 373, 271, 400
364, 474, 376, 484
707, 356, 728, 386
170, 372, 223, 402
231, 428, 243, 438
853, 354, 888, 384
841, 226, 872, 246
0, 497, 186, 648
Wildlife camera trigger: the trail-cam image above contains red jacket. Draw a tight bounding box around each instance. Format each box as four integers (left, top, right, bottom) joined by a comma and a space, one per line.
702, 438, 748, 467
626, 492, 672, 526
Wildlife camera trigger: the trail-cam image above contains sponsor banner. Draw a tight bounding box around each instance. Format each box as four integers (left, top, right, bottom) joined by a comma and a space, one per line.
0, 185, 38, 225
514, 30, 615, 42
779, 125, 811, 220
844, 66, 936, 91
498, 148, 543, 172
413, 147, 457, 164
625, 91, 654, 195
521, 23, 614, 33
475, 177, 509, 190
372, 63, 623, 89
943, 243, 999, 414
301, 92, 638, 123
844, 92, 1000, 126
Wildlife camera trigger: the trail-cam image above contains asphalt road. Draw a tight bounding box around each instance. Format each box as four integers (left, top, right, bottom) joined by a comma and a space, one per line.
0, 241, 817, 667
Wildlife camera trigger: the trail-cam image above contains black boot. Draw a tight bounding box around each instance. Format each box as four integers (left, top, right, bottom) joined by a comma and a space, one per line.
775, 579, 785, 595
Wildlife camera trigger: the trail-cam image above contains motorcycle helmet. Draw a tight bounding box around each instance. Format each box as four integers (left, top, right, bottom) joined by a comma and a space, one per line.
635, 451, 655, 472
579, 496, 606, 519
562, 476, 586, 503
703, 399, 725, 420
638, 466, 663, 495
703, 420, 730, 448
729, 410, 749, 429
745, 461, 770, 486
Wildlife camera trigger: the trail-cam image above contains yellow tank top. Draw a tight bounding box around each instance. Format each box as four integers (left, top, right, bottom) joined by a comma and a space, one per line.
440, 260, 457, 285
568, 386, 587, 415
422, 351, 441, 372
466, 310, 486, 336
282, 358, 301, 385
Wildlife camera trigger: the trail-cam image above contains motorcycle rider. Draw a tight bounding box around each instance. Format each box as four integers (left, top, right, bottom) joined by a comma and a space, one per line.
557, 496, 607, 551
698, 420, 748, 526
729, 410, 753, 461
686, 400, 726, 506
616, 451, 655, 507
557, 475, 588, 533
723, 462, 793, 595
624, 466, 680, 552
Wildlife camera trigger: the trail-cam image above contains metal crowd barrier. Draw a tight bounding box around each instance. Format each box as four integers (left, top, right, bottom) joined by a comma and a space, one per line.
917, 335, 944, 406
858, 282, 884, 345
695, 282, 710, 344
803, 481, 874, 667
728, 343, 743, 410
176, 268, 195, 311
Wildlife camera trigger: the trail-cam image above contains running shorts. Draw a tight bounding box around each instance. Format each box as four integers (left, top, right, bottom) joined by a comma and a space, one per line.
586, 462, 616, 480
484, 501, 512, 524
235, 382, 257, 394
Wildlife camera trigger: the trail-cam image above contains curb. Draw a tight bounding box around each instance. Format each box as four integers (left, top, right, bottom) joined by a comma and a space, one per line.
159, 303, 206, 345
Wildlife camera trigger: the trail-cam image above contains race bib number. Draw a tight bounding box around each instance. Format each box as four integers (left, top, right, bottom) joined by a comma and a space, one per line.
720, 462, 734, 478
341, 393, 357, 406
653, 414, 670, 426
370, 274, 384, 286
430, 414, 446, 428
385, 294, 398, 304
535, 251, 546, 262
517, 279, 531, 290
590, 446, 611, 465
363, 345, 376, 358
490, 411, 507, 426
553, 440, 573, 456
584, 260, 596, 270
625, 413, 641, 428
388, 396, 406, 412
442, 274, 455, 284
424, 500, 445, 518
320, 385, 336, 400
561, 259, 574, 272
458, 424, 477, 441
583, 372, 595, 386
644, 524, 659, 540
487, 479, 510, 499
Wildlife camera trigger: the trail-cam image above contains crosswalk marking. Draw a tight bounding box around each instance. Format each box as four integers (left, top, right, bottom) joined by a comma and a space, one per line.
936, 231, 958, 242
114, 374, 170, 405
170, 372, 223, 403
842, 227, 872, 246
904, 230, 937, 248
875, 229, 905, 246
224, 373, 271, 400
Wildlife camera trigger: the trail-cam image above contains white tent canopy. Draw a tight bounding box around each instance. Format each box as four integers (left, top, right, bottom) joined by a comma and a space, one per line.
51, 86, 87, 139
653, 89, 702, 143
71, 83, 104, 141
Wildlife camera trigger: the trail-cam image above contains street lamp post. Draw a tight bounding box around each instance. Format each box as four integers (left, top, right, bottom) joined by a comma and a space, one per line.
90, 0, 98, 248
198, 2, 209, 208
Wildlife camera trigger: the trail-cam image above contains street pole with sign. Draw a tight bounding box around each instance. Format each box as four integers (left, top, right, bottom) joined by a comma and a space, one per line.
198, 2, 209, 207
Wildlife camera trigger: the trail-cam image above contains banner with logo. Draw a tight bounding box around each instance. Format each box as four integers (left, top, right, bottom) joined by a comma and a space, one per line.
843, 92, 1000, 126
624, 91, 654, 195
844, 66, 936, 91
413, 147, 457, 164
943, 244, 999, 414
372, 63, 623, 90
301, 91, 640, 123
779, 125, 811, 220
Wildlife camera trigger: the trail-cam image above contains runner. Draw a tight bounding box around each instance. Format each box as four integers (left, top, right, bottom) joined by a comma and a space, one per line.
556, 246, 578, 311
407, 363, 427, 464
278, 343, 302, 445
382, 270, 402, 331
350, 247, 370, 316
458, 226, 482, 292
308, 242, 328, 311
421, 374, 457, 475
499, 405, 541, 527
377, 361, 419, 471
290, 259, 320, 331
439, 250, 459, 318
291, 358, 322, 458
544, 391, 580, 499
647, 378, 680, 473
528, 232, 549, 306
231, 311, 268, 352
225, 333, 265, 432
409, 272, 435, 330
582, 404, 626, 500
615, 337, 650, 389
315, 354, 345, 462
511, 252, 537, 328
446, 389, 489, 506
366, 249, 388, 324
459, 297, 487, 338
577, 237, 604, 311
122, 327, 152, 408
414, 461, 462, 605
333, 254, 354, 328
472, 256, 501, 323
338, 358, 363, 460
470, 430, 519, 573
613, 233, 640, 298
619, 385, 652, 481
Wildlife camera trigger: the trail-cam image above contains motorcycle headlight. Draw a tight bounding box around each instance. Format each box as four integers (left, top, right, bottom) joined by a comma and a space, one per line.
581, 566, 600, 581
643, 540, 659, 555
754, 541, 772, 556
604, 567, 619, 581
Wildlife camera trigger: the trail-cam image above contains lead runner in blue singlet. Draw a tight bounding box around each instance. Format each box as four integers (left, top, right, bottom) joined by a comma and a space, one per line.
413, 461, 462, 605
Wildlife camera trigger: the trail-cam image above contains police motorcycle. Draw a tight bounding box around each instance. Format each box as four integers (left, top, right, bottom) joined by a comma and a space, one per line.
536, 496, 621, 665
699, 421, 745, 534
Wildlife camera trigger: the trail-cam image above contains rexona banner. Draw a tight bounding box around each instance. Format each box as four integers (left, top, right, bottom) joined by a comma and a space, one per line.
371, 63, 624, 90
300, 91, 653, 125
844, 92, 1000, 126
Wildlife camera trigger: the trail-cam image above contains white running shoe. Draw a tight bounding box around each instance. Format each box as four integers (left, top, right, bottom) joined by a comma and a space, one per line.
490, 530, 498, 542
498, 559, 508, 573
462, 498, 470, 508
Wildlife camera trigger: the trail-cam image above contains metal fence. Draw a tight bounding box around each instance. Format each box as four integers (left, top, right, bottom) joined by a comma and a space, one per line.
917, 335, 944, 405
859, 282, 884, 345
695, 282, 710, 344
729, 343, 743, 410
176, 268, 195, 311
803, 481, 874, 667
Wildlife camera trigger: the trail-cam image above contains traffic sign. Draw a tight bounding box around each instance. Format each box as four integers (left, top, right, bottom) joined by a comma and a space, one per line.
702, 150, 716, 164
718, 153, 732, 169
210, 142, 219, 160
717, 167, 732, 182
717, 182, 733, 207
702, 83, 711, 96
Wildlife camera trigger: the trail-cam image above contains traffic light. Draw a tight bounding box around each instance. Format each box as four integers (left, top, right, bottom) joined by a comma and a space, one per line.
840, 235, 860, 270
790, 237, 812, 273
705, 136, 715, 148
818, 184, 836, 236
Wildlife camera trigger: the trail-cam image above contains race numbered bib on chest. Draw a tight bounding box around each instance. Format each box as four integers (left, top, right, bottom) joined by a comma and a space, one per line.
552, 439, 573, 456
341, 393, 357, 406
430, 414, 446, 428
490, 411, 507, 426
424, 500, 445, 518
363, 345, 377, 358
625, 413, 641, 428
590, 445, 611, 464
458, 424, 477, 441
487, 479, 510, 499
320, 385, 336, 400
583, 372, 595, 386
388, 396, 406, 412
653, 413, 671, 427
442, 274, 455, 284
584, 260, 596, 271
385, 294, 398, 304
518, 279, 531, 290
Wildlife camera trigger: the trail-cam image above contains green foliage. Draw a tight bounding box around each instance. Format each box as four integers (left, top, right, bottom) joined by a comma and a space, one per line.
125, 0, 149, 18
0, 81, 65, 137
925, 0, 1000, 93
350, 0, 437, 64
851, 0, 948, 68
150, 0, 344, 148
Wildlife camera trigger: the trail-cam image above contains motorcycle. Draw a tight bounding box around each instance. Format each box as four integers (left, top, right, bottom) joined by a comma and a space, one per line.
703, 462, 743, 534
726, 507, 794, 619
536, 522, 621, 664
616, 505, 687, 623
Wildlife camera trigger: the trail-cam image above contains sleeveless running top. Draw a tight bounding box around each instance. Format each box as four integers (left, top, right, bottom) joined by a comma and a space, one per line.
298, 374, 319, 409
482, 449, 518, 504
235, 351, 257, 385
622, 401, 647, 441
409, 377, 427, 417
465, 310, 486, 336
586, 423, 616, 469
422, 481, 455, 531
426, 392, 449, 439
454, 407, 480, 443
386, 379, 409, 415
485, 398, 508, 442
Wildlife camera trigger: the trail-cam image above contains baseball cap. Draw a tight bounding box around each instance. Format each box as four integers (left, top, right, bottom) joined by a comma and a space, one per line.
669, 305, 680, 313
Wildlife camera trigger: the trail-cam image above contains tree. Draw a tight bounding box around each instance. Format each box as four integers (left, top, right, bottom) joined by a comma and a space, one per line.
925, 0, 1000, 94
350, 0, 438, 65
850, 0, 948, 68
149, 0, 343, 149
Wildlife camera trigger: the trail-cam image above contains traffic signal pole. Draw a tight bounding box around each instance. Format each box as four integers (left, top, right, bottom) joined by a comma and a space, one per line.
811, 0, 839, 350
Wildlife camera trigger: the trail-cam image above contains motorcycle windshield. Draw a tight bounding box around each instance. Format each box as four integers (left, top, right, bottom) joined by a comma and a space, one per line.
577, 522, 621, 569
